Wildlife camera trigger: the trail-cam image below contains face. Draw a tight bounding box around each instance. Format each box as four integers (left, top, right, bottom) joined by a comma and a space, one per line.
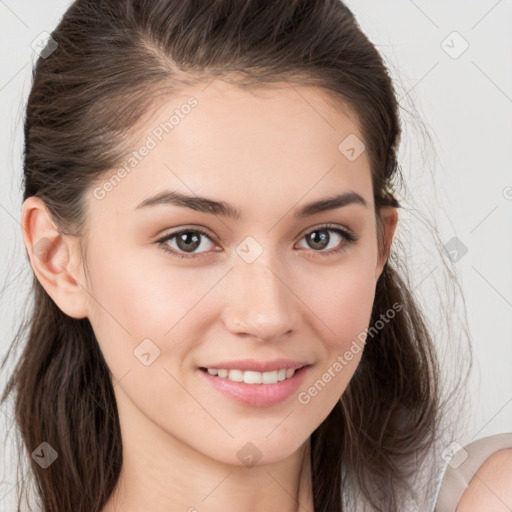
79, 79, 395, 466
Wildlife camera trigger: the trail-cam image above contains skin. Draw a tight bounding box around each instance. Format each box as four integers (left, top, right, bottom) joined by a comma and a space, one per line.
457, 449, 512, 512
21, 79, 398, 512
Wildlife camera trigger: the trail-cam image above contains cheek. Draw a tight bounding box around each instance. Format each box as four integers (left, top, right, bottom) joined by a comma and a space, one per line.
83, 246, 168, 369
305, 255, 378, 347
86, 244, 194, 330
84, 247, 219, 373
319, 276, 375, 335
295, 254, 377, 405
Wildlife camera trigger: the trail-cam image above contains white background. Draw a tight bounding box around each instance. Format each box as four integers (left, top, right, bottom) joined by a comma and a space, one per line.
1, 0, 511, 508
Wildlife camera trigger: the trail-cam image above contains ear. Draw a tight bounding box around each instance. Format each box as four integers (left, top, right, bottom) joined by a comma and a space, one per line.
375, 206, 398, 281
20, 196, 88, 319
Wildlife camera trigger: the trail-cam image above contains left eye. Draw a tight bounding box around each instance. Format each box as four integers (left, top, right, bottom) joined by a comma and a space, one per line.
296, 226, 356, 253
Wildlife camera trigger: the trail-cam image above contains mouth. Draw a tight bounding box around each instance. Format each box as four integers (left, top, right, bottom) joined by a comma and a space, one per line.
199, 366, 302, 384
198, 363, 311, 407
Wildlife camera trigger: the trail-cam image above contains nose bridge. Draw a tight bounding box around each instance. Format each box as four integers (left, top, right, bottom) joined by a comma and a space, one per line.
222, 247, 299, 341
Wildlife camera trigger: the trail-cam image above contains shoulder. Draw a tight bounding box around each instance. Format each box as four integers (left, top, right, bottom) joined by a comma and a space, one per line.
435, 433, 512, 512
456, 448, 512, 511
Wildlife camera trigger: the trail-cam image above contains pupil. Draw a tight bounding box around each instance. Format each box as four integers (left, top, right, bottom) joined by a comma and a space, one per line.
309, 230, 328, 250
177, 232, 200, 252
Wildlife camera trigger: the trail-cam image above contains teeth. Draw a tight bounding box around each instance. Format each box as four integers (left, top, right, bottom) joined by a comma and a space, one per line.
262, 370, 277, 384
244, 371, 262, 384
205, 367, 297, 384
228, 369, 244, 382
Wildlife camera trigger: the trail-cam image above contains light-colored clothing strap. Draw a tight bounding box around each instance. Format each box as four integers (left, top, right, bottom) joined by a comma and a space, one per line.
435, 432, 512, 512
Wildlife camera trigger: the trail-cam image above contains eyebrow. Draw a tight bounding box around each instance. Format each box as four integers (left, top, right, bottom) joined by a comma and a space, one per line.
134, 190, 367, 218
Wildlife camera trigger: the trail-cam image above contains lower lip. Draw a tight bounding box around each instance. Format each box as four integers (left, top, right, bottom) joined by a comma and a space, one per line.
198, 366, 310, 407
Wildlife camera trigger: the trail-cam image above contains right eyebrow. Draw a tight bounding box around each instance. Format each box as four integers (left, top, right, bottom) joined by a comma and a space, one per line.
135, 190, 241, 219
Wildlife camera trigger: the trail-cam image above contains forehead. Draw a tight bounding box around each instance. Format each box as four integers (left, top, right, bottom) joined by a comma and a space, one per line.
88, 79, 373, 219
166, 78, 365, 154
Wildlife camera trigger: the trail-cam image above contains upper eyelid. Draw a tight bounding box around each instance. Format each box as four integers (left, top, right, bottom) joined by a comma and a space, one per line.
157, 224, 356, 250
159, 223, 354, 240
158, 226, 218, 244
297, 223, 354, 238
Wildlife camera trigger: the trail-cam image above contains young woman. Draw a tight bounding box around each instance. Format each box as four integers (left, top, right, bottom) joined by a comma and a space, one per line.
1, 1, 511, 511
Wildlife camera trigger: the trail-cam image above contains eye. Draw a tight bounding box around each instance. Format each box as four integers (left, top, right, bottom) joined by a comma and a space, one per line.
156, 228, 218, 259
155, 223, 358, 260
296, 224, 357, 255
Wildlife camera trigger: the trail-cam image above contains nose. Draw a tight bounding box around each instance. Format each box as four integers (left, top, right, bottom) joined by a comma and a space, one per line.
221, 254, 301, 342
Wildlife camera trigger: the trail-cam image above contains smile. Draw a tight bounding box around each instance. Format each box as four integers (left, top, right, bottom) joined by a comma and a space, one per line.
202, 367, 296, 384
198, 365, 311, 407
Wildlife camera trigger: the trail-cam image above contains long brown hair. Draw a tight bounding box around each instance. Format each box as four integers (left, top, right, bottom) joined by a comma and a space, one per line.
1, 1, 470, 511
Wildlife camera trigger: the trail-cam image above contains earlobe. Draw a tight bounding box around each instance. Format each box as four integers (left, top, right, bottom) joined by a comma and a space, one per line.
20, 197, 88, 319
375, 207, 398, 280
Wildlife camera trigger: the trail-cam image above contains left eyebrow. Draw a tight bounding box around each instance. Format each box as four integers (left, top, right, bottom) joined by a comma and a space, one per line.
293, 191, 368, 218
134, 190, 367, 219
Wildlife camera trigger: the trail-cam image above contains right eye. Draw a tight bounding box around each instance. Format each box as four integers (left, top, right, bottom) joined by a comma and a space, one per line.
155, 228, 219, 259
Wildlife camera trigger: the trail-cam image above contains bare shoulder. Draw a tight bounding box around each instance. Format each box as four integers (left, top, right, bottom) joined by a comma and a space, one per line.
456, 448, 512, 511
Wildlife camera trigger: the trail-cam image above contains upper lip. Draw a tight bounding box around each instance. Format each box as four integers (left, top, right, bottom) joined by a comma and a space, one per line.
200, 358, 310, 373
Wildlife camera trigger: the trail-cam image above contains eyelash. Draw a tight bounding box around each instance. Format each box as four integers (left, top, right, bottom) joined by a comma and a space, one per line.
155, 223, 358, 260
